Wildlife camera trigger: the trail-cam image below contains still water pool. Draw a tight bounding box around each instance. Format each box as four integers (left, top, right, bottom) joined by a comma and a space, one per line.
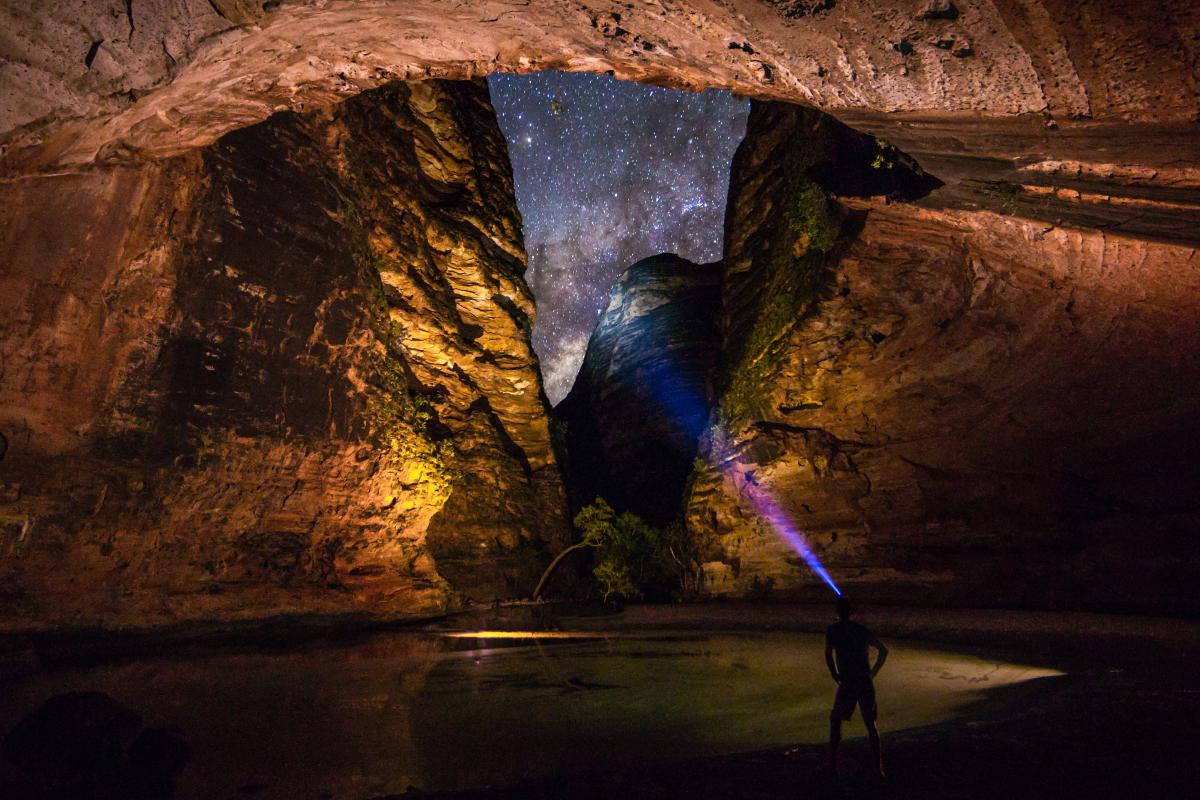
0, 631, 1059, 798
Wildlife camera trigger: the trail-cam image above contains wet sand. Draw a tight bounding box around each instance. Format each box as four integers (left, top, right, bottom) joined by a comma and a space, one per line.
397, 603, 1200, 799
1, 603, 1197, 799
0, 627, 1058, 798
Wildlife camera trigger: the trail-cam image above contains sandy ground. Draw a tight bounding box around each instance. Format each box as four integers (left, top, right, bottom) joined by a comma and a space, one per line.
391, 602, 1200, 799
1, 602, 1197, 799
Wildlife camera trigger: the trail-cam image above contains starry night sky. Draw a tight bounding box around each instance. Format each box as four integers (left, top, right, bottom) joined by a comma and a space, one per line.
488, 72, 749, 404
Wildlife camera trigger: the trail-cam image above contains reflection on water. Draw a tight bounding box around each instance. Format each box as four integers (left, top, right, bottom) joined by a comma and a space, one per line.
0, 631, 1060, 798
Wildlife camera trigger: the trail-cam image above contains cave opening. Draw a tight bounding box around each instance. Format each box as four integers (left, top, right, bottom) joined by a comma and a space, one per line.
0, 58, 1193, 620
2, 3, 1200, 796
485, 71, 942, 547
487, 70, 749, 405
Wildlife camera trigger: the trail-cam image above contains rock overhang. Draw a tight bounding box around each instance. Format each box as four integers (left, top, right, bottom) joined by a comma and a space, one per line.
5, 1, 1197, 249
3, 0, 1198, 175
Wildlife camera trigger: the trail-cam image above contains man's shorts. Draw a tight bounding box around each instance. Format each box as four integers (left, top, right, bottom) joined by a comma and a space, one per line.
831, 676, 877, 722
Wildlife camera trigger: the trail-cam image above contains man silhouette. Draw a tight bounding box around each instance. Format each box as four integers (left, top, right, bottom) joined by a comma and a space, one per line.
825, 596, 888, 777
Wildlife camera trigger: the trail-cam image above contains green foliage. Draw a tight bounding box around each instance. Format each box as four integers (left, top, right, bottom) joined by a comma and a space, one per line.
573, 498, 619, 547
719, 169, 838, 427
572, 499, 698, 602
592, 559, 637, 603
781, 180, 839, 256
363, 356, 459, 500
870, 139, 897, 171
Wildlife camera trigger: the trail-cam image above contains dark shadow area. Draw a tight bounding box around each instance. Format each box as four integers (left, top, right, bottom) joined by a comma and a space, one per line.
2, 692, 187, 800
0, 615, 1112, 800
375, 668, 1200, 800
372, 605, 1200, 799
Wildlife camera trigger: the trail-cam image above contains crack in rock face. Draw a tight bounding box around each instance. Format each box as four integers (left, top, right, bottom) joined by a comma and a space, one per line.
0, 1, 1197, 623
0, 79, 569, 629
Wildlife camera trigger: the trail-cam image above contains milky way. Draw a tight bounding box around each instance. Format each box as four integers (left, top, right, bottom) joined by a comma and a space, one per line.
488, 72, 749, 404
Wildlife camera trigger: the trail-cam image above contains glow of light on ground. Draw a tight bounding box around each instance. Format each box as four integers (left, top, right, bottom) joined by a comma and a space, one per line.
0, 630, 1066, 797
442, 631, 602, 639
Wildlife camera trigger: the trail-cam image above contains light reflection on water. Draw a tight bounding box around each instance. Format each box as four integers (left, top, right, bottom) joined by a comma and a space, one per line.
0, 631, 1060, 798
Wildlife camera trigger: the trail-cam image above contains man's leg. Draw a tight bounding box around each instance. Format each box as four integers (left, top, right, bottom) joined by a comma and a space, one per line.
864, 716, 884, 777
828, 715, 842, 772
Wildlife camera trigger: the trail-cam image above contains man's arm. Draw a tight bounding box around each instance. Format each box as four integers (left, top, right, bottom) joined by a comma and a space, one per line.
825, 637, 840, 683
868, 632, 889, 678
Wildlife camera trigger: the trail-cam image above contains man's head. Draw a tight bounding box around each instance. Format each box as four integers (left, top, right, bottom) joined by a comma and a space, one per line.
836, 596, 852, 621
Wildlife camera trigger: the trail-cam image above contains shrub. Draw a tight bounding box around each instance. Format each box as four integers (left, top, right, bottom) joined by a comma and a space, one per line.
574, 499, 660, 601
535, 499, 703, 602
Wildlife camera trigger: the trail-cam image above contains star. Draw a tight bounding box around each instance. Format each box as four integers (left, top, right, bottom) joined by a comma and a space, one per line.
488, 71, 749, 403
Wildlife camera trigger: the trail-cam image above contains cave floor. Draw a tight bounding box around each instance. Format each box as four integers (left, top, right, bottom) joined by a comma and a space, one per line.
402, 603, 1200, 800
397, 662, 1197, 800
1, 604, 1197, 800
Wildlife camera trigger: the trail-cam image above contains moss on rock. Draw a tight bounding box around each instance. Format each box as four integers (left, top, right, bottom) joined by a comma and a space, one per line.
719, 166, 838, 427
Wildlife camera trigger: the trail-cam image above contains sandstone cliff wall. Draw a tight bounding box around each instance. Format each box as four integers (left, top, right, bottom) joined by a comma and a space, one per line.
556, 254, 721, 524
0, 80, 569, 630
686, 102, 1200, 613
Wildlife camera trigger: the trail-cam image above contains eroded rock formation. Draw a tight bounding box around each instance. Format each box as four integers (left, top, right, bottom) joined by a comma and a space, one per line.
1, 1, 1196, 253
556, 254, 721, 524
685, 101, 1200, 613
0, 80, 568, 630
0, 1, 1197, 619
4, 1, 1198, 175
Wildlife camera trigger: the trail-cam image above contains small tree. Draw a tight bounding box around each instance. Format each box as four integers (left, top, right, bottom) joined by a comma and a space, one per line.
590, 506, 661, 602
532, 499, 698, 602
531, 498, 615, 600
592, 559, 636, 603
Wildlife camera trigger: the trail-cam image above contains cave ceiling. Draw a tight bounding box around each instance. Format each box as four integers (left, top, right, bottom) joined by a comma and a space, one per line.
3, 0, 1198, 174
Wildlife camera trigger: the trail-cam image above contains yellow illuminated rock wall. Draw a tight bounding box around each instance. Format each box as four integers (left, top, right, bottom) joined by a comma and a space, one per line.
0, 81, 569, 630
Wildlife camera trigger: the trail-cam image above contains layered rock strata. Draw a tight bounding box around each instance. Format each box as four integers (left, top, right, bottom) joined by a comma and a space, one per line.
3, 1, 1198, 175
3, 3, 1196, 307
1, 1, 1198, 618
556, 254, 721, 524
685, 101, 1200, 613
0, 80, 569, 630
